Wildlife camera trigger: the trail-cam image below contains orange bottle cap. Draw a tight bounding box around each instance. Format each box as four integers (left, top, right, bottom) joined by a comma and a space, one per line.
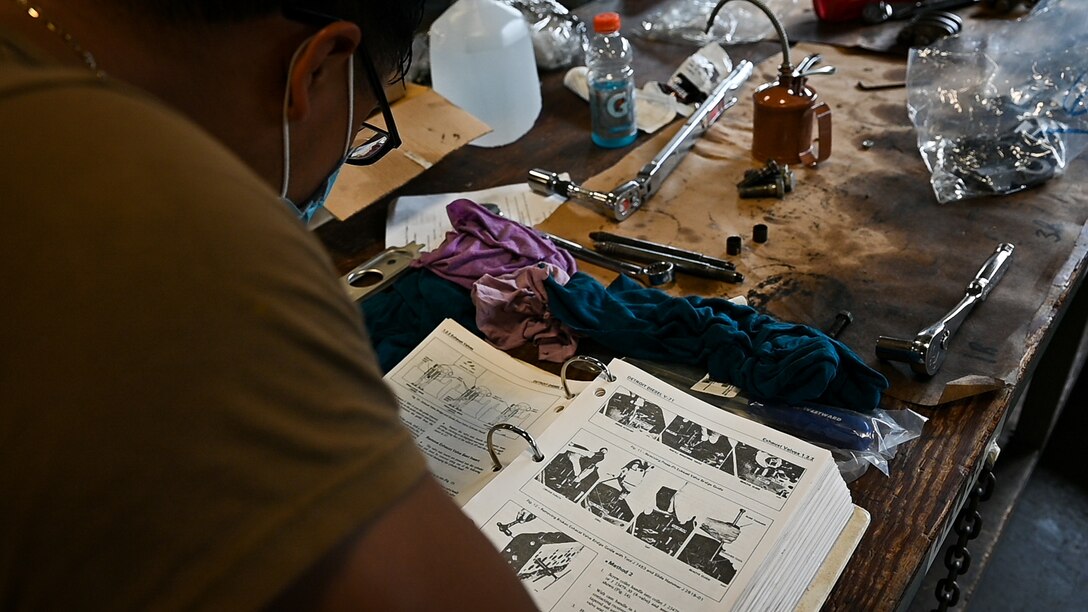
593, 12, 621, 34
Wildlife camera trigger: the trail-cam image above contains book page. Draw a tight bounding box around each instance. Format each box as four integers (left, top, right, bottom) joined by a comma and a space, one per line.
384, 319, 575, 505
461, 358, 836, 612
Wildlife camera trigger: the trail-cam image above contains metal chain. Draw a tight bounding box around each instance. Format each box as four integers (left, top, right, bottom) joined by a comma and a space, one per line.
932, 462, 996, 611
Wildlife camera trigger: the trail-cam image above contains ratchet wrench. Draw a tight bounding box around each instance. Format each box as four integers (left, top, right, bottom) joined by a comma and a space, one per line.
529, 60, 754, 221
876, 242, 1014, 376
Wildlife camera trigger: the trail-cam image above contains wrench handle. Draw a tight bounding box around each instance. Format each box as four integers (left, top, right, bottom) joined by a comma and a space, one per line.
539, 231, 640, 276
920, 242, 1015, 341
970, 242, 1015, 301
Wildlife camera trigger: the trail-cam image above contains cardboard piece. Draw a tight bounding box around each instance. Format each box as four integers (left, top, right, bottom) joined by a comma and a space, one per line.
324, 83, 491, 220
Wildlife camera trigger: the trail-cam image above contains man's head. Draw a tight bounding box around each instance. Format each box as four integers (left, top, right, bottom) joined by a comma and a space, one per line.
13, 1, 426, 209
111, 2, 422, 84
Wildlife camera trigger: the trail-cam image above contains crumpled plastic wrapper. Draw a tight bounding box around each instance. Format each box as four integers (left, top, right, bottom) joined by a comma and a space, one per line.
502, 0, 586, 70
639, 0, 800, 46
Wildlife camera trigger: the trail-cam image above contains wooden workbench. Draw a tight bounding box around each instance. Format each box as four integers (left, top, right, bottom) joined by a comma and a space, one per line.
317, 2, 1088, 610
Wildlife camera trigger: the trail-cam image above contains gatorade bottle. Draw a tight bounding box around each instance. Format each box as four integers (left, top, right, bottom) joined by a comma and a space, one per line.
429, 0, 542, 148
585, 12, 637, 148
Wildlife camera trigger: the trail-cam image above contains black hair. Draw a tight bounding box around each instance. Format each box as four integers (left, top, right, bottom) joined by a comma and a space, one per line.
114, 1, 425, 78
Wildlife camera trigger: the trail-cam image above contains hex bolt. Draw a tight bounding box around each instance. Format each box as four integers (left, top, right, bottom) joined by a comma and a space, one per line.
737, 160, 780, 188
739, 177, 786, 199
826, 310, 854, 339
779, 165, 794, 193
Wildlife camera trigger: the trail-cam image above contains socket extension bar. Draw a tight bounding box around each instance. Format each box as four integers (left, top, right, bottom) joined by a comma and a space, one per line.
528, 60, 753, 221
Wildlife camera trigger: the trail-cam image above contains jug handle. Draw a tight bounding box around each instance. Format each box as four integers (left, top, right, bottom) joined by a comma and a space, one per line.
799, 102, 832, 166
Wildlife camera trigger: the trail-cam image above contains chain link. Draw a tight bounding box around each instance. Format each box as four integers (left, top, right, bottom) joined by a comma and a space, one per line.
931, 460, 995, 611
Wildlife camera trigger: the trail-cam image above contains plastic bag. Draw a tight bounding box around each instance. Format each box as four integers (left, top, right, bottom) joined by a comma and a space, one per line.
502, 0, 586, 70
638, 0, 800, 46
743, 400, 927, 482
906, 0, 1088, 203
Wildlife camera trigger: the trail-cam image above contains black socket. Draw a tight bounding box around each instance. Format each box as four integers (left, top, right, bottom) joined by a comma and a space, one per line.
753, 224, 768, 243
726, 235, 742, 255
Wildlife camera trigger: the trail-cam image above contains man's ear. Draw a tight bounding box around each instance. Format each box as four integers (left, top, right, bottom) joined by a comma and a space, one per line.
285, 21, 361, 121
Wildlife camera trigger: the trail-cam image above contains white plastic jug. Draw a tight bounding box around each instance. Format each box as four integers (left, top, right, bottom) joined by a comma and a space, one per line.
429, 0, 542, 148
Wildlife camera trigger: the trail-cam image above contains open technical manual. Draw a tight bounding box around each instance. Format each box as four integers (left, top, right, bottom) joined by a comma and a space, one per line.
384, 319, 868, 611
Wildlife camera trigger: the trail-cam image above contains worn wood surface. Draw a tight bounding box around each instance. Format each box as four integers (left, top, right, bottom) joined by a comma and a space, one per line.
315, 2, 1088, 610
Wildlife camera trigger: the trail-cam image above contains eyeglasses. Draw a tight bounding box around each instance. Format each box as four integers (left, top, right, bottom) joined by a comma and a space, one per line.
283, 5, 402, 166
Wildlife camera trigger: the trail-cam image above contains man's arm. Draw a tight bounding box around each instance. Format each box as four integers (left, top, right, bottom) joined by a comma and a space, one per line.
268, 476, 539, 611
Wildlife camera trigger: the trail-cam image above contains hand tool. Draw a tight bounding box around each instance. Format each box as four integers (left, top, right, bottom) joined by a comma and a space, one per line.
528, 60, 754, 221
539, 231, 676, 287
593, 241, 744, 283
588, 231, 736, 270
876, 243, 1014, 376
339, 242, 423, 302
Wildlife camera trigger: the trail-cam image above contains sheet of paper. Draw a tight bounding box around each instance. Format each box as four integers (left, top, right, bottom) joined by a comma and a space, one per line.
383, 319, 583, 505
461, 358, 848, 612
384, 182, 566, 251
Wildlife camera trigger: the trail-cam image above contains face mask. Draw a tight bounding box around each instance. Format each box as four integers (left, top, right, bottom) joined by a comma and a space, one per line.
291, 165, 342, 223
280, 37, 355, 223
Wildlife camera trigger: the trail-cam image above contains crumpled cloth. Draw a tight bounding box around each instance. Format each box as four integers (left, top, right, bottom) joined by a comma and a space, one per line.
412, 199, 577, 289
361, 268, 479, 372
473, 262, 577, 362
544, 273, 890, 412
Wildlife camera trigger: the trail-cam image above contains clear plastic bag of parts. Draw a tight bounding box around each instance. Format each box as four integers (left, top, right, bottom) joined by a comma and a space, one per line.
638, 0, 800, 46
743, 401, 928, 482
906, 0, 1088, 204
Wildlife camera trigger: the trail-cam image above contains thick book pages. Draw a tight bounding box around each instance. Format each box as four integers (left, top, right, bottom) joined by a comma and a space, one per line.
386, 320, 861, 611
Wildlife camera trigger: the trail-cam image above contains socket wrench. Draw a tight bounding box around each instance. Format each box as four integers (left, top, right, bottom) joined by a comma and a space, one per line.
540, 231, 675, 287
876, 243, 1014, 376
529, 60, 754, 221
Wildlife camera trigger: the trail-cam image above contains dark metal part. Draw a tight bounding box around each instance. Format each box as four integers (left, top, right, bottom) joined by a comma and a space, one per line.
826, 310, 854, 339
933, 458, 995, 610
737, 160, 781, 188
726, 235, 742, 256
780, 165, 795, 193
588, 231, 736, 270
753, 223, 769, 244
897, 10, 964, 47
739, 177, 786, 199
856, 80, 907, 91
863, 0, 979, 24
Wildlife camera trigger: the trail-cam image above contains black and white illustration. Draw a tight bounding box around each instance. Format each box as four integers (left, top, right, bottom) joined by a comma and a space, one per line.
483, 503, 596, 610
660, 416, 737, 474
599, 387, 672, 437
391, 345, 544, 430
733, 443, 805, 499
534, 430, 771, 589
580, 459, 653, 526
537, 442, 611, 503
676, 510, 753, 585
627, 483, 770, 586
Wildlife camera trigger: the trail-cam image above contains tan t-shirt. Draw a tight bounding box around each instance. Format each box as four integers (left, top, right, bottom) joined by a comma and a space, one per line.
0, 30, 428, 610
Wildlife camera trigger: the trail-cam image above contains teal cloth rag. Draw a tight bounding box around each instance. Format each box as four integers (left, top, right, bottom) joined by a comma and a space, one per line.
544, 273, 889, 412
361, 268, 480, 372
